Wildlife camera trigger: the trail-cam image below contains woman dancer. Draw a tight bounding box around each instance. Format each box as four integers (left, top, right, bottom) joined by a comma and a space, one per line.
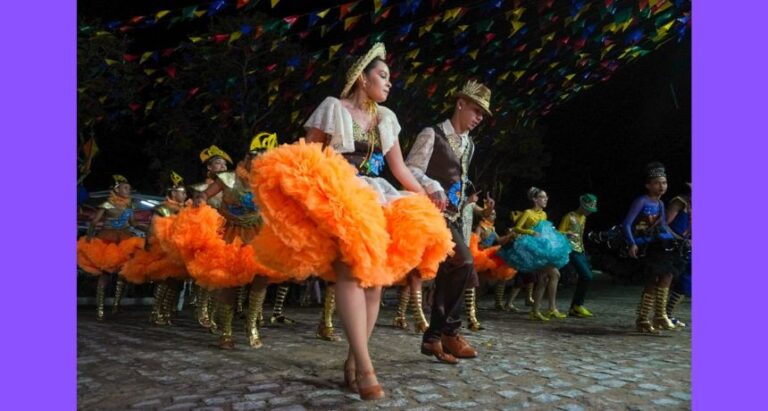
624, 162, 678, 333
497, 187, 571, 321
247, 43, 453, 400
77, 175, 145, 320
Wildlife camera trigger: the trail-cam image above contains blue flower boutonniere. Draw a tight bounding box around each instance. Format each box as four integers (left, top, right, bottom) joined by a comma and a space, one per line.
447, 181, 462, 207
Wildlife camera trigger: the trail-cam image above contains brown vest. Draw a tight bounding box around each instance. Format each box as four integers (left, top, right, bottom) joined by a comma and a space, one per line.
425, 125, 474, 218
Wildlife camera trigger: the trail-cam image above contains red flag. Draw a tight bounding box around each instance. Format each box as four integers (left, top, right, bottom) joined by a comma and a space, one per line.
165, 65, 177, 78
283, 15, 299, 26
213, 34, 230, 43
123, 54, 139, 62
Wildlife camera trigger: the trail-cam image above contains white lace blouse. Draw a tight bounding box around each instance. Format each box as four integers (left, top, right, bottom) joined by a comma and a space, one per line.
302, 96, 407, 204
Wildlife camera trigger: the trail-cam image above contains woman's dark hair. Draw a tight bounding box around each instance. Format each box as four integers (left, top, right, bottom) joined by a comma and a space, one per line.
338, 55, 386, 95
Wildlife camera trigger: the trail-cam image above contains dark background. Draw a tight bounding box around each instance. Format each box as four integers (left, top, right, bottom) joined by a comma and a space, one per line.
78, 0, 691, 233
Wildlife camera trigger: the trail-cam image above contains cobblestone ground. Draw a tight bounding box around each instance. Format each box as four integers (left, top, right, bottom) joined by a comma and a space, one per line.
78, 276, 691, 411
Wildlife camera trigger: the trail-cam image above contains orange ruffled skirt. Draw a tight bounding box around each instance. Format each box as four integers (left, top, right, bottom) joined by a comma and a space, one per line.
152, 205, 287, 289
469, 234, 517, 281
76, 229, 145, 276
247, 140, 454, 287
120, 235, 188, 284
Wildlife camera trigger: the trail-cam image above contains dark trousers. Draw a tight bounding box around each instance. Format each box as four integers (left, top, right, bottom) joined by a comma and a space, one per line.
569, 251, 593, 307
423, 219, 475, 343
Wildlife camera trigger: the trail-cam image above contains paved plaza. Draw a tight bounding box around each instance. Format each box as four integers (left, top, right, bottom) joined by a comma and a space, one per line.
78, 277, 691, 410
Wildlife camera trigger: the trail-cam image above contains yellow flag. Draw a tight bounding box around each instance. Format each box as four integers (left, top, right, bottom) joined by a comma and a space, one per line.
291, 110, 300, 123
143, 69, 157, 76
529, 48, 542, 59
155, 77, 166, 84
512, 7, 525, 20
203, 104, 212, 113
229, 31, 242, 43
155, 10, 170, 20
411, 61, 422, 68
94, 31, 111, 37
144, 100, 155, 115
443, 7, 462, 21
104, 58, 118, 66
468, 49, 479, 60
318, 75, 331, 84
98, 96, 108, 104
374, 0, 383, 13
449, 75, 458, 82
513, 71, 525, 80
419, 23, 434, 37
565, 74, 576, 81
140, 51, 154, 64
329, 43, 342, 59
498, 71, 510, 81
317, 8, 331, 18
271, 0, 280, 8
189, 36, 203, 43
457, 25, 469, 32
405, 74, 417, 87
406, 49, 420, 60
194, 10, 207, 17
269, 94, 277, 106
269, 80, 280, 93
541, 32, 555, 43
511, 21, 525, 35
344, 15, 362, 31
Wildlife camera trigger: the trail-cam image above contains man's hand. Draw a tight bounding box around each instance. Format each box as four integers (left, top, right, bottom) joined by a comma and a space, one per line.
429, 190, 448, 212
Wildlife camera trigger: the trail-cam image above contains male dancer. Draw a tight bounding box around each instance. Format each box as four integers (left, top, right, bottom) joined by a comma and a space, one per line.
406, 79, 491, 364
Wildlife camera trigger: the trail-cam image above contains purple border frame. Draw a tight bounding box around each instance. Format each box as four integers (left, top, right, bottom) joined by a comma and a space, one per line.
694, 1, 766, 409
2, 0, 765, 408
1, 0, 76, 408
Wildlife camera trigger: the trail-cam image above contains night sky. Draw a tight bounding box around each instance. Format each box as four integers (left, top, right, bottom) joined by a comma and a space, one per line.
78, 1, 691, 233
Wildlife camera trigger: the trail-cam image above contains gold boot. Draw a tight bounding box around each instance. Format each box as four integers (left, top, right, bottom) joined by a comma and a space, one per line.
317, 286, 342, 341
150, 282, 169, 325
217, 300, 235, 349
667, 291, 687, 328
208, 298, 219, 335
270, 284, 295, 324
411, 288, 430, 333
465, 288, 483, 331
246, 285, 267, 349
494, 283, 506, 310
161, 281, 181, 326
236, 286, 247, 318
636, 291, 658, 333
392, 286, 410, 329
96, 278, 107, 321
196, 287, 210, 328
653, 287, 676, 330
112, 277, 126, 314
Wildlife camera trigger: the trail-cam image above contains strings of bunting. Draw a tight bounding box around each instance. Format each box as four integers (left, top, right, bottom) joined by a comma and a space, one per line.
79, 0, 690, 138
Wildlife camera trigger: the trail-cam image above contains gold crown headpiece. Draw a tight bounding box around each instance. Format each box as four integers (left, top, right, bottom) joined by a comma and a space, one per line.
340, 42, 387, 99
112, 174, 129, 189
199, 145, 233, 165
250, 132, 278, 153
169, 171, 185, 191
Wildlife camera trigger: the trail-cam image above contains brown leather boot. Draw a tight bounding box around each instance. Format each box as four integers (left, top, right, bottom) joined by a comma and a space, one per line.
441, 334, 478, 358
420, 340, 459, 364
